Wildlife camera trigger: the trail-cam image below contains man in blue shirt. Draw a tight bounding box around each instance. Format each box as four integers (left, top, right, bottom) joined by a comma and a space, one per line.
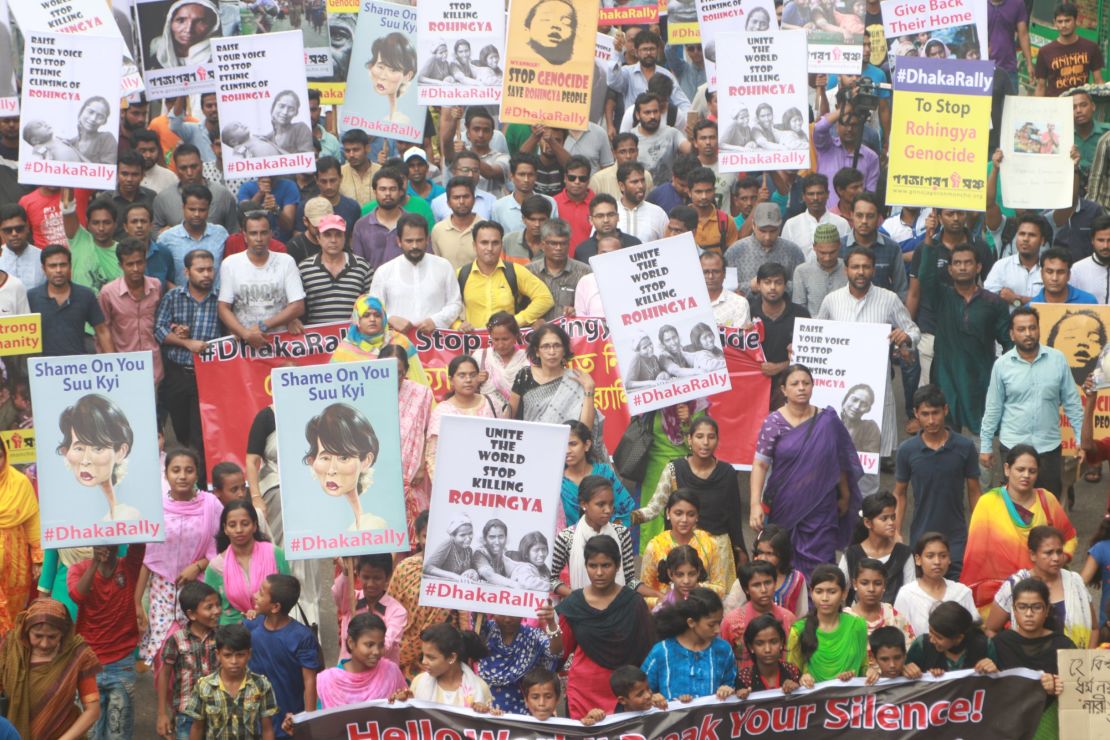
121, 202, 175, 289
155, 184, 228, 286
980, 305, 1084, 498
1031, 247, 1098, 304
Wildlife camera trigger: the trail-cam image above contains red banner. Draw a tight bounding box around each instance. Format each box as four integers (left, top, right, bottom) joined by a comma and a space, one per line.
195, 318, 770, 480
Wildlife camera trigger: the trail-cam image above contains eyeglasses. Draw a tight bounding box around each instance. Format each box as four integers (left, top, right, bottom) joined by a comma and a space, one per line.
0, 225, 25, 234
1014, 602, 1046, 613
592, 211, 618, 220
538, 343, 564, 352
566, 174, 589, 182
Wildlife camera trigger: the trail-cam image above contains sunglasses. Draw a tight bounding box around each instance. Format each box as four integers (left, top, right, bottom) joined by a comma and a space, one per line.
566, 174, 589, 182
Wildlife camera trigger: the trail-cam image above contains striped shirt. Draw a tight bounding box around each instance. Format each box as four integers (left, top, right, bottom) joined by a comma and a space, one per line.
550, 522, 640, 592
298, 253, 374, 324
154, 285, 221, 367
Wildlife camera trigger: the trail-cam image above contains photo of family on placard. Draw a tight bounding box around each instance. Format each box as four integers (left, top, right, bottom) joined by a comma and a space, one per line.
419, 39, 503, 87
623, 322, 726, 390
21, 98, 118, 165
422, 515, 551, 591
720, 103, 810, 152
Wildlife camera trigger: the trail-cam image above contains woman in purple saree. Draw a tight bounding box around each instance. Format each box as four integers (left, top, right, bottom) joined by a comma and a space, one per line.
749, 365, 862, 578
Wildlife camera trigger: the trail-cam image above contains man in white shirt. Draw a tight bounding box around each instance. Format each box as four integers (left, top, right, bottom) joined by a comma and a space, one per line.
1071, 214, 1110, 303
0, 270, 28, 315
217, 212, 306, 349
702, 250, 750, 327
0, 204, 44, 290
983, 213, 1049, 307
616, 162, 668, 243
781, 173, 850, 259
369, 213, 462, 331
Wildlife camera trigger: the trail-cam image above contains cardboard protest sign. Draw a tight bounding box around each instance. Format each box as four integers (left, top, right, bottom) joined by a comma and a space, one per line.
590, 233, 732, 415
1036, 303, 1110, 459
0, 316, 42, 472
416, 0, 505, 106
666, 0, 699, 44
308, 0, 359, 105
1001, 96, 1073, 210
19, 32, 122, 190
501, 0, 600, 130
10, 0, 144, 95
272, 360, 408, 558
784, 0, 864, 73
0, 0, 18, 115
1059, 649, 1110, 739
886, 56, 994, 210
595, 31, 616, 68
696, 0, 777, 90
419, 415, 567, 618
600, 0, 658, 26
340, 1, 422, 142
211, 30, 315, 178
29, 352, 163, 547
793, 318, 890, 474
718, 30, 810, 173
881, 0, 986, 64
134, 0, 219, 99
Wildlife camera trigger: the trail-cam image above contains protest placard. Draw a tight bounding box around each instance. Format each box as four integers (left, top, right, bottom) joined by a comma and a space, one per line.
595, 30, 616, 67
785, 0, 864, 74
339, 1, 422, 142
272, 360, 408, 558
0, 316, 41, 471
419, 415, 567, 618
880, 0, 986, 64
18, 32, 122, 190
1001, 96, 1074, 210
0, 314, 42, 358
600, 0, 659, 26
1059, 649, 1110, 739
696, 0, 777, 90
501, 0, 600, 130
291, 669, 1048, 740
666, 0, 700, 44
590, 233, 732, 415
1035, 303, 1110, 459
211, 30, 315, 178
792, 318, 890, 474
416, 0, 505, 106
0, 0, 17, 115
29, 352, 163, 547
10, 0, 144, 95
717, 30, 810, 173
886, 56, 994, 210
134, 0, 219, 99
308, 0, 359, 105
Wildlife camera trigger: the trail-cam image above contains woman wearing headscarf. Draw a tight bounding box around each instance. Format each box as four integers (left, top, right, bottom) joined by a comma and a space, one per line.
0, 599, 101, 739
148, 0, 220, 70
0, 441, 41, 633
330, 294, 429, 385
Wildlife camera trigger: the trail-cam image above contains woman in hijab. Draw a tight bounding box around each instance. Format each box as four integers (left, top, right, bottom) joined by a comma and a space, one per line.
330, 294, 429, 385
0, 599, 101, 739
148, 1, 220, 71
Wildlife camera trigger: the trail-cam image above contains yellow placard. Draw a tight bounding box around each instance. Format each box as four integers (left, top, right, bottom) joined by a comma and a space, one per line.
1, 429, 35, 466
0, 314, 41, 356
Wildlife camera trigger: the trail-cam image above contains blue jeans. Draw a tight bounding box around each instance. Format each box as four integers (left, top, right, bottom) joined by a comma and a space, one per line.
175, 714, 194, 740
92, 655, 136, 740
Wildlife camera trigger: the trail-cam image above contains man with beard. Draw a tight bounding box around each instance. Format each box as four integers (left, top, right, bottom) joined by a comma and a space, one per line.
589, 132, 654, 198
980, 304, 1082, 501
351, 168, 406, 270
524, 0, 577, 66
792, 223, 847, 315
630, 93, 691, 186
370, 213, 462, 331
122, 202, 175, 289
1033, 248, 1097, 306
606, 30, 691, 133
615, 162, 668, 243
118, 97, 148, 155
573, 193, 641, 261
153, 144, 238, 234
1070, 215, 1110, 302
156, 247, 219, 484
293, 157, 361, 239
339, 128, 379, 206
814, 99, 880, 213
169, 93, 220, 161
916, 213, 1012, 470
984, 213, 1049, 307
431, 150, 498, 221
132, 129, 180, 193
93, 151, 156, 240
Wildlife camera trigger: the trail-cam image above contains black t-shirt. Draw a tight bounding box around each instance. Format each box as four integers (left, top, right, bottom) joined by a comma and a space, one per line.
909, 236, 996, 334
247, 406, 276, 457
747, 297, 810, 364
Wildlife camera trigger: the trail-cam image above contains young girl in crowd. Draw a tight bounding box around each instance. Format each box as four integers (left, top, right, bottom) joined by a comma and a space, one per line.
786, 565, 869, 687
988, 525, 1095, 648
476, 603, 562, 714
1080, 510, 1110, 632
204, 499, 289, 625
550, 476, 653, 597
315, 614, 406, 707
394, 623, 494, 710
839, 492, 914, 603
894, 533, 977, 637
641, 588, 736, 702
210, 462, 246, 506
843, 558, 914, 651
641, 490, 728, 598
726, 526, 808, 615
905, 601, 996, 678
735, 614, 801, 697
509, 531, 552, 591
332, 554, 408, 662
562, 420, 636, 529
652, 545, 707, 612
992, 579, 1074, 740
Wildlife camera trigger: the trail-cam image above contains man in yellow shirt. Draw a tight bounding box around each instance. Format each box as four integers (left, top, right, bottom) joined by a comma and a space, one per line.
457, 220, 554, 330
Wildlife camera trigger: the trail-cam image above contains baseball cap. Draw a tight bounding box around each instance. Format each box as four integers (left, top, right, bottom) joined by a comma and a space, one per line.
303, 197, 334, 227
403, 147, 429, 163
317, 214, 346, 233
751, 202, 782, 229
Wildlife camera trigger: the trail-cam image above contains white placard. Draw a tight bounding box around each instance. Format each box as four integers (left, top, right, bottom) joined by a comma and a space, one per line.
1000, 95, 1074, 210
696, 0, 777, 90
416, 0, 505, 105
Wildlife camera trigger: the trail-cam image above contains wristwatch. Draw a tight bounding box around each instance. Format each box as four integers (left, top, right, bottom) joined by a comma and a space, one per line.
258, 321, 270, 333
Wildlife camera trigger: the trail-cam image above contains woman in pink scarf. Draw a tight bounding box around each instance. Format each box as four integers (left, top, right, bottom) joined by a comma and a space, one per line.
379, 345, 434, 544
136, 448, 223, 663
204, 500, 289, 624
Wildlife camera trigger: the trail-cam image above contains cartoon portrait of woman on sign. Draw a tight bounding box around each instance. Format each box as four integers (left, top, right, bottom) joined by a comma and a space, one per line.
56, 394, 140, 522
304, 403, 387, 532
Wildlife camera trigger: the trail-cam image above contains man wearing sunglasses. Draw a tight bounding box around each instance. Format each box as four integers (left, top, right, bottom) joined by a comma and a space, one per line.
0, 204, 44, 290
554, 156, 594, 251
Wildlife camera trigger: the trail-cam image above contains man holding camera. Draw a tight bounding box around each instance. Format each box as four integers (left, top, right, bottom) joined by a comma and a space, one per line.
813, 95, 880, 214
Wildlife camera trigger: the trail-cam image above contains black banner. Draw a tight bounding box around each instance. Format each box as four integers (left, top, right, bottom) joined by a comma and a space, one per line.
291, 669, 1046, 740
